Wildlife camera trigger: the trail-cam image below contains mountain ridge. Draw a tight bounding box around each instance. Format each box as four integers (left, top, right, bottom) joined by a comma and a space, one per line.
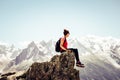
0, 36, 120, 80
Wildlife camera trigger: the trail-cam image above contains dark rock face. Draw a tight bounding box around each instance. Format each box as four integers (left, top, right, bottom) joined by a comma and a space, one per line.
19, 52, 80, 80
1, 72, 16, 77
0, 72, 16, 80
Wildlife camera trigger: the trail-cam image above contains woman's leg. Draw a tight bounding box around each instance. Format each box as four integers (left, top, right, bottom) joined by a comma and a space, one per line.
68, 48, 84, 67
68, 48, 80, 62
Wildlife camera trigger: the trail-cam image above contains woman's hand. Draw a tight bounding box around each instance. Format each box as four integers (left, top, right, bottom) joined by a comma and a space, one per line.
66, 49, 72, 53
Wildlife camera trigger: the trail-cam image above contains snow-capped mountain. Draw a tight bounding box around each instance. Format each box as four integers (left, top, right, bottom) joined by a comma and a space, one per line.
3, 41, 51, 72
0, 43, 21, 73
0, 44, 20, 60
1, 35, 120, 80
70, 36, 120, 80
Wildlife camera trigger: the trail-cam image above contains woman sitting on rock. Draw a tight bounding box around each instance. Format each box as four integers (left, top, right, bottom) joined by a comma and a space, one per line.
60, 29, 85, 68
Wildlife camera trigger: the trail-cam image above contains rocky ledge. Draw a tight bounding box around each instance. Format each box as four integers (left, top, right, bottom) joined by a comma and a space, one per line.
0, 52, 80, 80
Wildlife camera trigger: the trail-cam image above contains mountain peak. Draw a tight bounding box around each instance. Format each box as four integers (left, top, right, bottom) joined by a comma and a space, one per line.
28, 41, 36, 48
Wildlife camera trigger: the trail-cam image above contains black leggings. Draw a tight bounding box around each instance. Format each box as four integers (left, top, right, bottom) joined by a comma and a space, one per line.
61, 48, 80, 62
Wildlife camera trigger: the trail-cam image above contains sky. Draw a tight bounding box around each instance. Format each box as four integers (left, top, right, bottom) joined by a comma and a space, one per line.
0, 0, 120, 47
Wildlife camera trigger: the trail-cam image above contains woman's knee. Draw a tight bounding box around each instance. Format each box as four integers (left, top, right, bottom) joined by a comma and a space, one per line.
69, 48, 78, 52
74, 48, 78, 51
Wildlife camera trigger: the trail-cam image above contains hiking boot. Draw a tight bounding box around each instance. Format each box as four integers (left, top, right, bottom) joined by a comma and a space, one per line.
76, 61, 85, 68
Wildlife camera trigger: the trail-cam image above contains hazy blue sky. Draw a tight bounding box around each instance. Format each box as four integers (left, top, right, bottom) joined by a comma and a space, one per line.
0, 0, 120, 45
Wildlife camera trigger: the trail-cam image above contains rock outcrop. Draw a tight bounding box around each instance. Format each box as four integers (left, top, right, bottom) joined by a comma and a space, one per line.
0, 72, 16, 80
25, 52, 80, 80
0, 52, 80, 80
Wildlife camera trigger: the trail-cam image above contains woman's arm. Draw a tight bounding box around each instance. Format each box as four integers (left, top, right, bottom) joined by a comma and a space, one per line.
60, 38, 67, 51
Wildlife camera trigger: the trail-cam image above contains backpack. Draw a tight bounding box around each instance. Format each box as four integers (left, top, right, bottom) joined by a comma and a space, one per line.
55, 38, 66, 52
